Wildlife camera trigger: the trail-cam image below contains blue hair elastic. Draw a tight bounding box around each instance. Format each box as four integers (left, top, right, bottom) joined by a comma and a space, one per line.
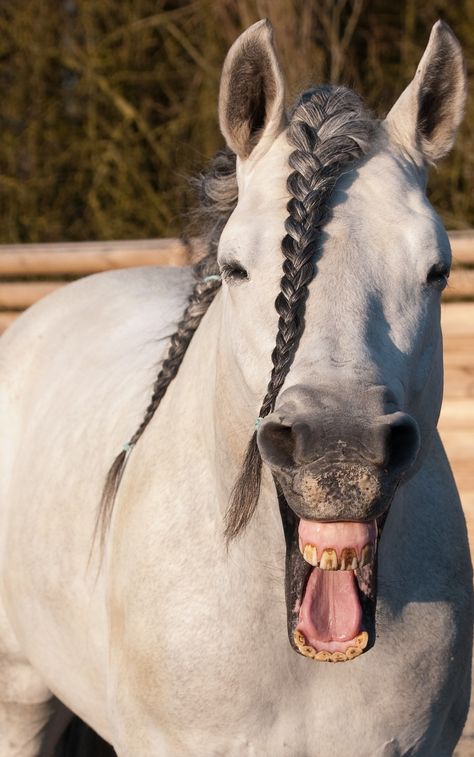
203, 274, 221, 283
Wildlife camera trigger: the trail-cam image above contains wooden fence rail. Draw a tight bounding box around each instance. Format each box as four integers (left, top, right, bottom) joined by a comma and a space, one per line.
0, 238, 199, 276
448, 230, 474, 265
0, 232, 473, 333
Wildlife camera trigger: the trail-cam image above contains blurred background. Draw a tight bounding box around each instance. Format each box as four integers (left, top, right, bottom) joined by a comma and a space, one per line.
0, 0, 473, 244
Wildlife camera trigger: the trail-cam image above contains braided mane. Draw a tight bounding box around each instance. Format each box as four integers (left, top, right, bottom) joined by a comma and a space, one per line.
96, 85, 376, 547
95, 149, 236, 546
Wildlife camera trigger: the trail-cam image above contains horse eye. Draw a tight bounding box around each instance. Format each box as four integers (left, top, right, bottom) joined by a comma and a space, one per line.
220, 261, 249, 284
426, 264, 450, 289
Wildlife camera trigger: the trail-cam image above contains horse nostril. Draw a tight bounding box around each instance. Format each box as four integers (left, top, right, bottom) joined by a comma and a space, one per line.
384, 413, 420, 473
257, 421, 295, 470
258, 418, 316, 469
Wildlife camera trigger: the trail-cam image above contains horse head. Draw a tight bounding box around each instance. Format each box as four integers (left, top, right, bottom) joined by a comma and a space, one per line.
216, 19, 466, 661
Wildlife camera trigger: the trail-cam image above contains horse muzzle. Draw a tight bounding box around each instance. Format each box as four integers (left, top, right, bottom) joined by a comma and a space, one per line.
257, 386, 420, 522
256, 385, 420, 662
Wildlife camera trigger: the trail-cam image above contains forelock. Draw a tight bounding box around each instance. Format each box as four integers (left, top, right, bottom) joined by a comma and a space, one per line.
195, 86, 376, 261
288, 85, 376, 163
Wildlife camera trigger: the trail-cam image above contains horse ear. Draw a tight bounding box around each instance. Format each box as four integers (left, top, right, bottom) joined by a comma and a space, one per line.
219, 19, 286, 160
385, 21, 466, 164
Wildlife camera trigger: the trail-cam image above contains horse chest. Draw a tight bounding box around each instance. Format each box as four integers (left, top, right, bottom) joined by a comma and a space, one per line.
105, 495, 465, 755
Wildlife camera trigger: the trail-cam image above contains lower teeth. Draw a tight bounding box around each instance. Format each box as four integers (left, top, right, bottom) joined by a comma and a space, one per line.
293, 630, 368, 662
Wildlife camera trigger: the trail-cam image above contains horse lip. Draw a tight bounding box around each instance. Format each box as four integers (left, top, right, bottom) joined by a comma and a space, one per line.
274, 465, 395, 524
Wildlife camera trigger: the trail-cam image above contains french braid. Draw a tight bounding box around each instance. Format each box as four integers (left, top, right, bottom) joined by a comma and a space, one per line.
96, 150, 237, 546
224, 86, 375, 540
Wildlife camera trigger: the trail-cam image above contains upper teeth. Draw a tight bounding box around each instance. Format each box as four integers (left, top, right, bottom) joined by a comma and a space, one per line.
319, 549, 338, 570
300, 542, 375, 570
303, 544, 318, 566
340, 548, 358, 570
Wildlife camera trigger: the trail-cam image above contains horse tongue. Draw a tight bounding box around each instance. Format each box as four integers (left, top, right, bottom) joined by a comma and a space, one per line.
301, 568, 362, 643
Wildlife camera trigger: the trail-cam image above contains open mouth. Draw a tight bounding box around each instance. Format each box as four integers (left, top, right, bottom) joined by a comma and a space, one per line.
290, 518, 378, 663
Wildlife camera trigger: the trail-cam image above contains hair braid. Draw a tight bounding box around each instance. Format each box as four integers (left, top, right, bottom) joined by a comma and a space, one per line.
129, 256, 222, 447
225, 86, 376, 541
95, 149, 238, 548
95, 254, 222, 545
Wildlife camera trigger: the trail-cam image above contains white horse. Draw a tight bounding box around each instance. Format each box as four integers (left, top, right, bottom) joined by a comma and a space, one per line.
0, 19, 472, 757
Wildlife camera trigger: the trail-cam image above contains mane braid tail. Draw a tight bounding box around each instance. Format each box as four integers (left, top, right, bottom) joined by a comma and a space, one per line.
225, 86, 375, 540
224, 431, 262, 542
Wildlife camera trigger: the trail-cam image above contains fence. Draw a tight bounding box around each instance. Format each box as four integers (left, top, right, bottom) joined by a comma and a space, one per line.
0, 231, 473, 333
0, 237, 205, 333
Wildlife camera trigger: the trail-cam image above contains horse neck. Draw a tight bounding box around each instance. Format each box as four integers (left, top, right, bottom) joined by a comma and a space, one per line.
151, 291, 265, 519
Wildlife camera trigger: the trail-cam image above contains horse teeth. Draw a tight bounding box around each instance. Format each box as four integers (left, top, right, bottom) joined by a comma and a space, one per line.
293, 630, 316, 658
303, 543, 318, 566
294, 630, 306, 647
345, 646, 363, 660
354, 631, 369, 649
293, 629, 368, 662
300, 542, 373, 571
340, 547, 358, 570
329, 651, 347, 663
360, 543, 374, 567
319, 549, 338, 570
314, 650, 331, 661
